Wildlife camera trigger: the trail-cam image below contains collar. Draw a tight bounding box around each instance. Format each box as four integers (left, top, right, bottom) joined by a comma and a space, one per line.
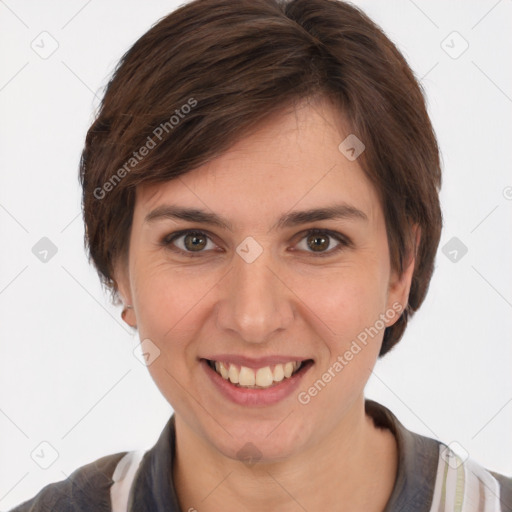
365, 399, 439, 511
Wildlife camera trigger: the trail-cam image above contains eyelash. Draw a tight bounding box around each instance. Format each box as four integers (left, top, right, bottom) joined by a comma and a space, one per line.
160, 228, 352, 258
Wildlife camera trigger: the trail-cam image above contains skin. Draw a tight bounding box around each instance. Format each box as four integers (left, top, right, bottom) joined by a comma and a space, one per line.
116, 95, 418, 511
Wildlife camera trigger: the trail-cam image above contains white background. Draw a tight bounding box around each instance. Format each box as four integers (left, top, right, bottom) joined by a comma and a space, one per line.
1, 0, 511, 509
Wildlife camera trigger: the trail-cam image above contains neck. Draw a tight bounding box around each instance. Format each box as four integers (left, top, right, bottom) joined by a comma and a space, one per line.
172, 398, 398, 512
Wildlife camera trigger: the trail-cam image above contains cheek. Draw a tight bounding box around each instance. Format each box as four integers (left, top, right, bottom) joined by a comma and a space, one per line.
132, 260, 221, 352
132, 265, 211, 406
293, 267, 387, 407
292, 263, 388, 340
134, 257, 191, 314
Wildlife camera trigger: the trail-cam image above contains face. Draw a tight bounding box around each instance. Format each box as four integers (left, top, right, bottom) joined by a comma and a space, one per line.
117, 96, 415, 463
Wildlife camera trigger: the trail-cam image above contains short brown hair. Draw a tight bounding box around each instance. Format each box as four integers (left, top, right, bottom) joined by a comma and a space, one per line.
79, 0, 442, 356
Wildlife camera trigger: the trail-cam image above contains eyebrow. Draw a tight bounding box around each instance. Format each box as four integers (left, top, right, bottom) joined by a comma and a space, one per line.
144, 202, 368, 232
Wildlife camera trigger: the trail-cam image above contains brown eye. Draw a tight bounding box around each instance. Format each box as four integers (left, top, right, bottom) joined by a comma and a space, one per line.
163, 230, 215, 256
306, 232, 330, 252
162, 228, 350, 258
183, 232, 207, 251
295, 229, 350, 256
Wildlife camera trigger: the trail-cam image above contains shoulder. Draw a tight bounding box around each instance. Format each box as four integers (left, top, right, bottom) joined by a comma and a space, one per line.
431, 443, 512, 512
8, 451, 127, 512
490, 469, 512, 512
365, 400, 512, 511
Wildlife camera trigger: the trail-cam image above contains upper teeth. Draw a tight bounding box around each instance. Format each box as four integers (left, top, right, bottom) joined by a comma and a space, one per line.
213, 361, 302, 388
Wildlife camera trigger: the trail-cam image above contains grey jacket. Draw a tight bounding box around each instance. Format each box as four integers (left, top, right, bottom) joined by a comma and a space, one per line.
9, 400, 512, 511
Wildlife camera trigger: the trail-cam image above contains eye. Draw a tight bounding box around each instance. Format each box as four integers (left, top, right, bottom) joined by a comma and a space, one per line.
162, 230, 217, 256
161, 228, 351, 257
293, 229, 350, 257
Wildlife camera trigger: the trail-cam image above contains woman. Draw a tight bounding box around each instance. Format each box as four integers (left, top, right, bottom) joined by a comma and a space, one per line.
10, 0, 511, 510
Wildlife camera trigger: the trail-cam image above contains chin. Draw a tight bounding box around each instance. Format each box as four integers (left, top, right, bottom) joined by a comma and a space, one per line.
202, 414, 314, 464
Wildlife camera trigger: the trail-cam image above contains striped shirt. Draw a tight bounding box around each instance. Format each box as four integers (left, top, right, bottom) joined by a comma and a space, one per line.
9, 400, 512, 511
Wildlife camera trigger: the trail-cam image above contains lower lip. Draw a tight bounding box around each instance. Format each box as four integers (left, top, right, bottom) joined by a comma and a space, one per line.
201, 359, 313, 407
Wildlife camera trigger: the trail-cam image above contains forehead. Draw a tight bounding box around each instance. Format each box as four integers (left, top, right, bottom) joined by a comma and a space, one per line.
135, 97, 380, 228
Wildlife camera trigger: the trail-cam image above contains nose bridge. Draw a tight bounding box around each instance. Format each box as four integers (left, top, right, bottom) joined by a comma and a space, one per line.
216, 243, 293, 343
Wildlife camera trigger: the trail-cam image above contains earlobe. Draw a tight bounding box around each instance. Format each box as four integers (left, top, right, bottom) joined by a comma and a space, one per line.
386, 224, 420, 325
121, 304, 137, 329
113, 257, 137, 328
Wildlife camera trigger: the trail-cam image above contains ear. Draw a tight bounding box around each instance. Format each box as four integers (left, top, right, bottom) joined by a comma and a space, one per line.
114, 254, 137, 328
385, 224, 421, 326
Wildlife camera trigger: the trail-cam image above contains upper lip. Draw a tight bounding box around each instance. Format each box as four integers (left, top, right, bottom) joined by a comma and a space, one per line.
201, 354, 312, 369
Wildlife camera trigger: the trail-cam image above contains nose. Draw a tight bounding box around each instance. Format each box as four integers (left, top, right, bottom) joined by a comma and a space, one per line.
215, 246, 294, 344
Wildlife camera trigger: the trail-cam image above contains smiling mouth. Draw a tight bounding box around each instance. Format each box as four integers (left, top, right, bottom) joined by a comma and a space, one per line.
204, 359, 314, 389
